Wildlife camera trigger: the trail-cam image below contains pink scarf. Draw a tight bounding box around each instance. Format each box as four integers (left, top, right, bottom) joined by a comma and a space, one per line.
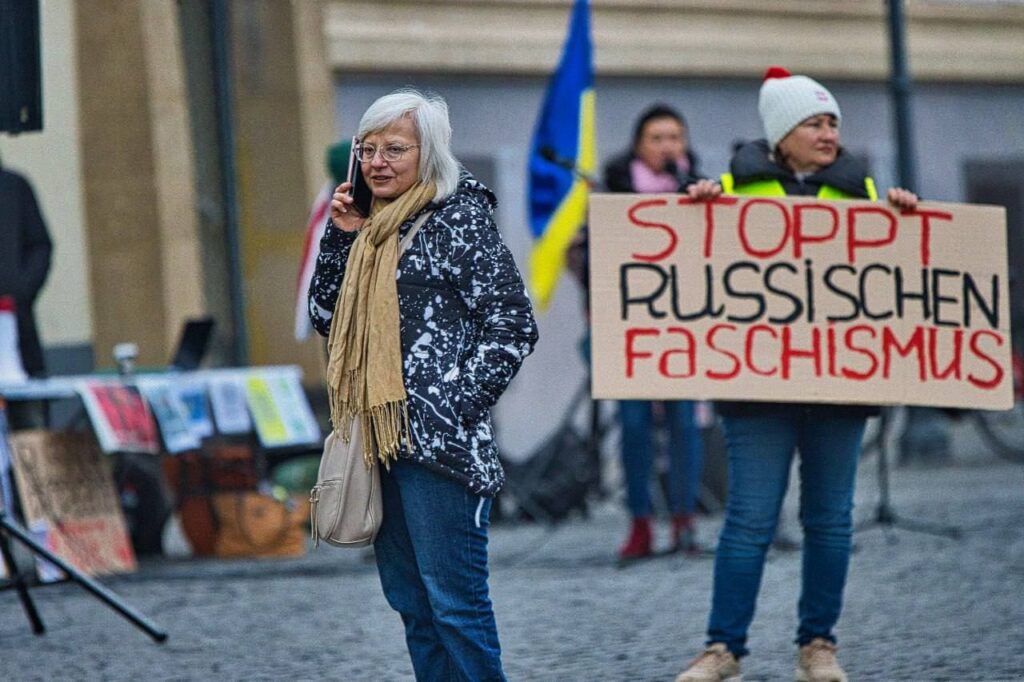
630, 157, 689, 193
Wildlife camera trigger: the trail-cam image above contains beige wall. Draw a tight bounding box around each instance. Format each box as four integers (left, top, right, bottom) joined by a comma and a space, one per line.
1, 0, 92, 348
325, 0, 1024, 83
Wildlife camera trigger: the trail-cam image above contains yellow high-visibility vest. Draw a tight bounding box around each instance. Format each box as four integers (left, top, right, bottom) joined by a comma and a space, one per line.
720, 173, 878, 201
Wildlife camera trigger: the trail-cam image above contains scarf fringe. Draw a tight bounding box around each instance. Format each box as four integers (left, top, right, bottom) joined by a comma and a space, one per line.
361, 400, 411, 468
328, 369, 361, 435
329, 373, 410, 469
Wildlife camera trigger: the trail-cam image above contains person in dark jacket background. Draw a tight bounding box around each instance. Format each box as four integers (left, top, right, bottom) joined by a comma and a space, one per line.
0, 165, 52, 379
676, 68, 918, 682
0, 164, 53, 429
603, 105, 706, 562
309, 89, 536, 681
604, 104, 702, 195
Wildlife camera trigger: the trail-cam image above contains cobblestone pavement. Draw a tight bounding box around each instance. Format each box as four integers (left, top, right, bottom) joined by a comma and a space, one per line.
1, 446, 1022, 681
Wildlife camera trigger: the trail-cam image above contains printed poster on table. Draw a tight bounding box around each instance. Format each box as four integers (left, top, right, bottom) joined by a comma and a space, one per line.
176, 379, 215, 438
208, 377, 253, 435
137, 378, 201, 453
76, 381, 160, 454
588, 194, 1012, 410
244, 370, 320, 448
7, 430, 136, 580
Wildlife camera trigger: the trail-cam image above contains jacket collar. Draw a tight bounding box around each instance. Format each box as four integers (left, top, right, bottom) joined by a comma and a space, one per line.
730, 139, 871, 199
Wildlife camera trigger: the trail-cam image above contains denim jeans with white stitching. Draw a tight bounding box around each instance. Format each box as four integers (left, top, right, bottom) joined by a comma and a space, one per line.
374, 459, 504, 681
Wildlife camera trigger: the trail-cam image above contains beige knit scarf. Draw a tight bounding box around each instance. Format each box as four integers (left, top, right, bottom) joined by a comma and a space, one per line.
326, 181, 435, 465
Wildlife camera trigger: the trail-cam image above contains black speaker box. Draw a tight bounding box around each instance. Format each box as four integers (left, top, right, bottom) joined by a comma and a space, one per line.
0, 0, 43, 134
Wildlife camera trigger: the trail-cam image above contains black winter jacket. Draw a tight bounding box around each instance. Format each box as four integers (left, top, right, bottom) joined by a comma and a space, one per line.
0, 168, 52, 376
716, 140, 878, 420
728, 139, 874, 199
308, 173, 538, 496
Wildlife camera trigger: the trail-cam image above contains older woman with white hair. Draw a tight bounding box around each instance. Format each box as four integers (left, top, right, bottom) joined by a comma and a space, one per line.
309, 89, 537, 680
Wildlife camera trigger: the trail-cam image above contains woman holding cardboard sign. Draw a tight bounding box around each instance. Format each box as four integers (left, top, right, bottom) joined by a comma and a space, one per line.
309, 89, 537, 680
677, 68, 917, 682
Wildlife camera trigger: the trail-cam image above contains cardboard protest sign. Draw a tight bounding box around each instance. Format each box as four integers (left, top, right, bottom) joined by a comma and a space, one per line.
588, 194, 1012, 410
7, 430, 136, 579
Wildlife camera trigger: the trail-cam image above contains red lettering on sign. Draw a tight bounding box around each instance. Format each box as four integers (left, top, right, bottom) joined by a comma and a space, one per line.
678, 195, 739, 258
928, 327, 963, 380
881, 326, 926, 381
661, 327, 697, 378
841, 325, 879, 381
628, 199, 676, 262
903, 209, 953, 266
781, 326, 823, 379
793, 202, 840, 258
745, 324, 779, 376
625, 328, 659, 378
705, 324, 741, 380
825, 325, 839, 377
967, 330, 1005, 390
738, 199, 791, 258
846, 205, 897, 264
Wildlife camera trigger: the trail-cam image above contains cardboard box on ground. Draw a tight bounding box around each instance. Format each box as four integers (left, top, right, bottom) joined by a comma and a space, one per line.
6, 430, 136, 579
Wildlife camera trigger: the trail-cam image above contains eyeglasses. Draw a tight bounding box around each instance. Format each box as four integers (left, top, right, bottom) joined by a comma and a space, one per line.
354, 143, 420, 163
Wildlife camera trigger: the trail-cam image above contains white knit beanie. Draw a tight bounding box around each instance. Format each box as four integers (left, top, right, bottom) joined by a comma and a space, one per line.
758, 66, 841, 150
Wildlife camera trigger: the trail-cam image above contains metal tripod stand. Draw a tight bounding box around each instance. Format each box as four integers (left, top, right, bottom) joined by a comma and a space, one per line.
0, 509, 167, 642
855, 407, 960, 541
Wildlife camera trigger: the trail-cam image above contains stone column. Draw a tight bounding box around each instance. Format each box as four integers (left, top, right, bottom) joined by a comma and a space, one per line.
75, 0, 204, 368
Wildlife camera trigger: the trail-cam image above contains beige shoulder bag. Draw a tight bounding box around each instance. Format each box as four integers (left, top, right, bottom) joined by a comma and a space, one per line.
310, 210, 432, 548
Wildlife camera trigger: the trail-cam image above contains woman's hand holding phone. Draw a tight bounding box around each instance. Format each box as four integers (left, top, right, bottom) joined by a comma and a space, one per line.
330, 182, 366, 232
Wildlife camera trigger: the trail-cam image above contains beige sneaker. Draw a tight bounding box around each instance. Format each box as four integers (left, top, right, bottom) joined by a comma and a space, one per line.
796, 638, 847, 682
675, 643, 742, 682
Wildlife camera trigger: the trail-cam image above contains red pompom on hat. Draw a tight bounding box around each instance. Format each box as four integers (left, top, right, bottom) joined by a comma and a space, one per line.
763, 65, 792, 80
757, 66, 840, 148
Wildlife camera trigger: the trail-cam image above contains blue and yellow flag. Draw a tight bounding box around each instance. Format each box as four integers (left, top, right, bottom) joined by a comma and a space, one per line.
527, 0, 596, 310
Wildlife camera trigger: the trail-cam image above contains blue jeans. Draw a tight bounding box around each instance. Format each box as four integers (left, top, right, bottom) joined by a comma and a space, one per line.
707, 411, 865, 658
619, 400, 704, 517
374, 459, 505, 681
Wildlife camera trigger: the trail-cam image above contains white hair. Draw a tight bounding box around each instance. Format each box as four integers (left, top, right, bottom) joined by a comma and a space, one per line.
357, 89, 460, 202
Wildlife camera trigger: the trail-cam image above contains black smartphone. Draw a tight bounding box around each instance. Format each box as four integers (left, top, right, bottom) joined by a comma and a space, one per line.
346, 136, 373, 217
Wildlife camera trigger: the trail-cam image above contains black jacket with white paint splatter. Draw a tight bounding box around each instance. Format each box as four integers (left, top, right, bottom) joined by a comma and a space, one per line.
308, 173, 538, 496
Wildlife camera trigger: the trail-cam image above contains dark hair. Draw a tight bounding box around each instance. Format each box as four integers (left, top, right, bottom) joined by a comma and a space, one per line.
632, 104, 687, 149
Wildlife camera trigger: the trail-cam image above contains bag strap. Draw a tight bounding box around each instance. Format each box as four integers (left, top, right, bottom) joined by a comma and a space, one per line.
399, 210, 433, 256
